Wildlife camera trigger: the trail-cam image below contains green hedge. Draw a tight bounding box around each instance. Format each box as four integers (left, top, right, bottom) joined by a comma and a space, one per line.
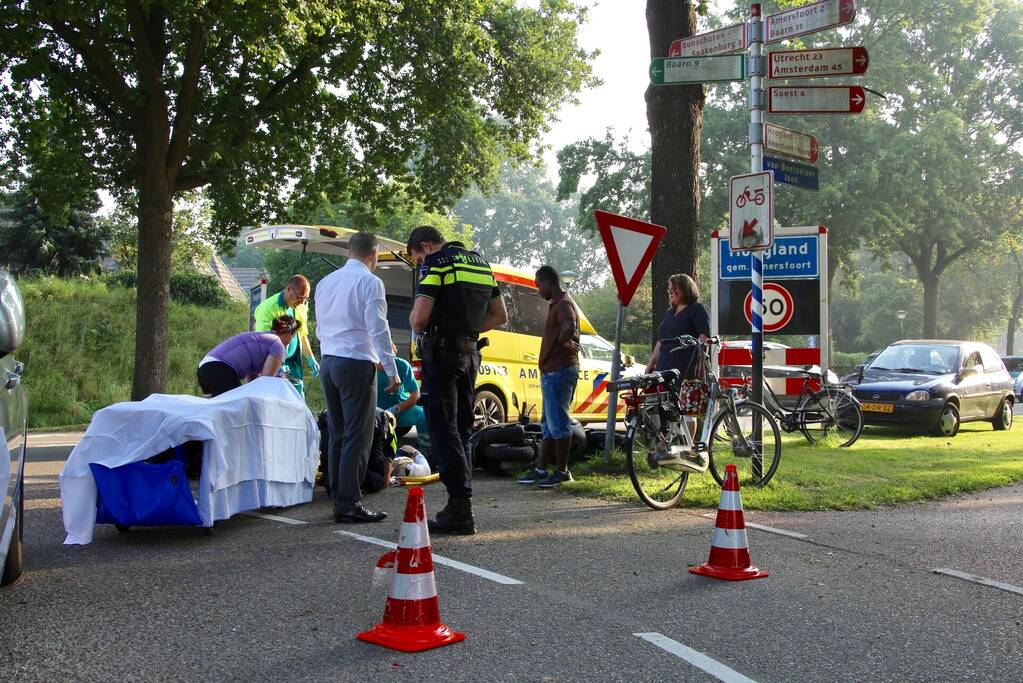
104, 269, 231, 307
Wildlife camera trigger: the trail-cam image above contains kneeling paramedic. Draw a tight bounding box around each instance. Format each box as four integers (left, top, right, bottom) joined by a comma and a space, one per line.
407, 225, 508, 534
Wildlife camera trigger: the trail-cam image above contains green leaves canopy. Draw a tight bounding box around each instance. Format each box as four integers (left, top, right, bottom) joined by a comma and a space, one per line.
1, 0, 594, 241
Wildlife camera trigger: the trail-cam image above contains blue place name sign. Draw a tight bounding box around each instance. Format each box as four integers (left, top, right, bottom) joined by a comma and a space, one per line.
764, 155, 819, 191
719, 235, 819, 279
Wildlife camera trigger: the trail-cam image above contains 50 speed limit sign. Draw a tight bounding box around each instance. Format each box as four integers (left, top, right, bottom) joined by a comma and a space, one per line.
744, 282, 794, 332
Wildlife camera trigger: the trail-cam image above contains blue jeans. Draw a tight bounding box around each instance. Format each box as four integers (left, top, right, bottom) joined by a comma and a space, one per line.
540, 365, 579, 440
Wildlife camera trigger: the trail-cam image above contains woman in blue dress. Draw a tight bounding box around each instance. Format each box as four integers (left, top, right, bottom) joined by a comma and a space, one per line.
646, 274, 710, 379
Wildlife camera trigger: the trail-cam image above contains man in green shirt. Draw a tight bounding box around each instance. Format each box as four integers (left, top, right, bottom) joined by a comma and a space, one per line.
253, 274, 318, 396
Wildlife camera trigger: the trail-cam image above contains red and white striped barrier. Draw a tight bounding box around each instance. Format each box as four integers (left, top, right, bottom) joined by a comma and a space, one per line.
357, 487, 465, 652
689, 464, 768, 581
718, 346, 822, 396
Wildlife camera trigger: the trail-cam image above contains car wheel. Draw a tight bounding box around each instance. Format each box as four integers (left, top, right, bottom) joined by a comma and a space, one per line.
931, 402, 960, 437
473, 390, 505, 428
992, 398, 1013, 431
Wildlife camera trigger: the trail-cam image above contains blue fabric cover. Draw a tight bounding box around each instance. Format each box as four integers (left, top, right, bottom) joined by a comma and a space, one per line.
91, 455, 202, 527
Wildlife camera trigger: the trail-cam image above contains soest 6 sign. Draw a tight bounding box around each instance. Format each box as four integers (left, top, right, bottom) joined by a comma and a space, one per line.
744, 282, 794, 332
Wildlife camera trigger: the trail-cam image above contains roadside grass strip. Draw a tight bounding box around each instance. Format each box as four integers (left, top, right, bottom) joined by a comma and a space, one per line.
569, 425, 1023, 511
334, 530, 523, 585
634, 633, 759, 683
934, 568, 1023, 597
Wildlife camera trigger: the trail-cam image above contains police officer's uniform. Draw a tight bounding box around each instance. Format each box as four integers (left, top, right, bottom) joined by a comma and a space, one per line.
415, 241, 500, 507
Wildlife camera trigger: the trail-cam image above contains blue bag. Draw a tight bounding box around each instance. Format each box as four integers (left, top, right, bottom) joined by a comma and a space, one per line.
91, 452, 202, 527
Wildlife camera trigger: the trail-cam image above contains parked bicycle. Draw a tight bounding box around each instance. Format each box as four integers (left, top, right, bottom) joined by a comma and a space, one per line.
738, 366, 863, 448
609, 335, 782, 510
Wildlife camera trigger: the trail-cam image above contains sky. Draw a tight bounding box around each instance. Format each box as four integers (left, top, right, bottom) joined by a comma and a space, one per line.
540, 1, 729, 181
539, 1, 651, 179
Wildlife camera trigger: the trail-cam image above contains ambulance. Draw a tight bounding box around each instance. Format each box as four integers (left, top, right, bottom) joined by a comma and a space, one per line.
242, 225, 642, 426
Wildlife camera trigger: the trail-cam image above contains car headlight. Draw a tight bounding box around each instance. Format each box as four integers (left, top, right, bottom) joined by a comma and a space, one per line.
905, 390, 930, 401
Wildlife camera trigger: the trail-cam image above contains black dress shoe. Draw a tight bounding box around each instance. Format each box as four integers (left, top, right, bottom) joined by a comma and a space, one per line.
334, 505, 387, 523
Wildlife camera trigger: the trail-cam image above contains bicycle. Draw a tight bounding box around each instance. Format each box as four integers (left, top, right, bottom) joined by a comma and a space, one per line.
738, 366, 864, 448
609, 335, 782, 510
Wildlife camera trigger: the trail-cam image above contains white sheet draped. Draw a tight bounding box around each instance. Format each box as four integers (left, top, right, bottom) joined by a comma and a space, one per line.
60, 377, 319, 544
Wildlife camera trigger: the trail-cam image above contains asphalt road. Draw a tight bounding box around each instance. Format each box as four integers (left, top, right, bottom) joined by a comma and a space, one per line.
3, 431, 1022, 682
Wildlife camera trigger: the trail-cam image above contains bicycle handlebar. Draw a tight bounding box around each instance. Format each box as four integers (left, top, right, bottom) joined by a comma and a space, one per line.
660, 335, 719, 352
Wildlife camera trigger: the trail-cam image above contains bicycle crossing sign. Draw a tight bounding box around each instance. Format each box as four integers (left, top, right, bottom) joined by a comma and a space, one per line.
729, 171, 774, 252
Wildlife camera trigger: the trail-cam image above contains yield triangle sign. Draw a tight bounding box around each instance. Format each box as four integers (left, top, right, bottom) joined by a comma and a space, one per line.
594, 210, 666, 307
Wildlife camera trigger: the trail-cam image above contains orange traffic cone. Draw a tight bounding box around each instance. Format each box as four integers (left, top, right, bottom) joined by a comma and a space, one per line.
689, 464, 768, 581
357, 486, 465, 652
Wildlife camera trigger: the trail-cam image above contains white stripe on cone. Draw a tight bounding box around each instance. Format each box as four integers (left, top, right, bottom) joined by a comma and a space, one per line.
717, 491, 742, 510
711, 527, 749, 550
398, 521, 430, 550
388, 571, 439, 601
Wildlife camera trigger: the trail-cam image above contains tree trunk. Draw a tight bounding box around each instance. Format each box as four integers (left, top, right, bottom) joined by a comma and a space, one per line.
645, 0, 704, 343
131, 144, 174, 400
921, 272, 939, 339
1007, 252, 1023, 354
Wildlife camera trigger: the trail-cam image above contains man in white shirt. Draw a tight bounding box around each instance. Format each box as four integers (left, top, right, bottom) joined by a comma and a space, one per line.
316, 231, 400, 523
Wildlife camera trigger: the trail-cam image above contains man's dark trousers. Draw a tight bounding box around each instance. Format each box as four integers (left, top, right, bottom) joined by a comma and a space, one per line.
320, 355, 377, 513
422, 341, 478, 498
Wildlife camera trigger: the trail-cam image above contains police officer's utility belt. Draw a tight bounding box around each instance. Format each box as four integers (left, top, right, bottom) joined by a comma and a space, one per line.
420, 334, 486, 361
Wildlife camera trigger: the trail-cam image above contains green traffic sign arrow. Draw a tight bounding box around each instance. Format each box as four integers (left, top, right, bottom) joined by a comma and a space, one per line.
649, 55, 745, 85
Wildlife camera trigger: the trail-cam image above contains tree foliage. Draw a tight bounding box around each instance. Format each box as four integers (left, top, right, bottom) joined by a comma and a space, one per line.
0, 0, 594, 397
0, 189, 107, 276
456, 159, 605, 288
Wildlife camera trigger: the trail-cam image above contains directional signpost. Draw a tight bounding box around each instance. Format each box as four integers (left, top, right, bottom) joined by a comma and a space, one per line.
768, 85, 866, 114
764, 155, 819, 191
764, 122, 819, 163
669, 23, 747, 58
768, 46, 869, 79
765, 0, 856, 44
649, 55, 745, 85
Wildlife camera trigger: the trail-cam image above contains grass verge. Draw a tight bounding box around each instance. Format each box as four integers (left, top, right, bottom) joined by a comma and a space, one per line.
565, 423, 1023, 511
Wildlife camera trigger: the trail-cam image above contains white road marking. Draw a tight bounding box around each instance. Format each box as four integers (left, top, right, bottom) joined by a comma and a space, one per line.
701, 512, 808, 539
634, 633, 759, 683
335, 530, 523, 585
934, 568, 1023, 597
241, 511, 308, 525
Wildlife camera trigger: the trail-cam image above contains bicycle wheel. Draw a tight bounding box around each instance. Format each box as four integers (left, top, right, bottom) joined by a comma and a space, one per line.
708, 401, 781, 488
624, 415, 689, 510
798, 387, 863, 447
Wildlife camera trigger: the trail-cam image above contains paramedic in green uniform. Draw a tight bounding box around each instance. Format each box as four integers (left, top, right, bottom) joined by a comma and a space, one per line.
253, 274, 318, 396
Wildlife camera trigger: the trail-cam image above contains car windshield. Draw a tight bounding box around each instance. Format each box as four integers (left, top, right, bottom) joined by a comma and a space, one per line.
581, 335, 616, 362
1003, 358, 1023, 373
869, 344, 959, 374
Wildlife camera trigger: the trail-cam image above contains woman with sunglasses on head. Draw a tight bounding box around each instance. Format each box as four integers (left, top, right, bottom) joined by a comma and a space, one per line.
197, 316, 302, 397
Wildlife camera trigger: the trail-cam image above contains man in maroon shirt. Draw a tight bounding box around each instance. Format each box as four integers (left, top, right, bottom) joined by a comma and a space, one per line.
518, 265, 581, 489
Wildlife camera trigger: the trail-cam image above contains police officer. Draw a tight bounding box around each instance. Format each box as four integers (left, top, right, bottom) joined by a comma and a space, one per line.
407, 225, 508, 534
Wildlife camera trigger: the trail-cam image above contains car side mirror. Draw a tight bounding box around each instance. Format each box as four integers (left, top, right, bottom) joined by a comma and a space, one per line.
955, 366, 979, 383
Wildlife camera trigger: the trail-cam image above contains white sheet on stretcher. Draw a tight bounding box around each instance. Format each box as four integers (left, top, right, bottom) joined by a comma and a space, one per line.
60, 377, 319, 544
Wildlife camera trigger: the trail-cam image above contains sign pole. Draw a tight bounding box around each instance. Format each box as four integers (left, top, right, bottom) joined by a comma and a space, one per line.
749, 3, 765, 479
604, 300, 625, 463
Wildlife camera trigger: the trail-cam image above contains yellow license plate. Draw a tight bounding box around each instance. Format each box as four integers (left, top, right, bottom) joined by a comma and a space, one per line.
861, 402, 894, 413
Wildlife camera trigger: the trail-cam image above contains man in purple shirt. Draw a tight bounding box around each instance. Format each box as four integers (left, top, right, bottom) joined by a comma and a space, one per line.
197, 316, 300, 396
